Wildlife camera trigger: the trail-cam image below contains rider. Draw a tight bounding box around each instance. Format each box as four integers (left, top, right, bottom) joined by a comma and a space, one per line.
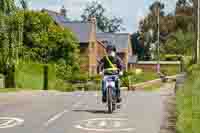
98, 44, 124, 103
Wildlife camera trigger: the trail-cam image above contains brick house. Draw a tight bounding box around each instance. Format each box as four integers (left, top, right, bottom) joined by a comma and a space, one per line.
42, 9, 133, 75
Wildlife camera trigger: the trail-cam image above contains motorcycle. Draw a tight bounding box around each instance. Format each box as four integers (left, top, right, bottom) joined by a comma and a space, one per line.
101, 68, 123, 113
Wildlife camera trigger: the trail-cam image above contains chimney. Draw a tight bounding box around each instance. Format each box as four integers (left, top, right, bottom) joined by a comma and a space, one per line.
60, 5, 67, 17
88, 17, 96, 24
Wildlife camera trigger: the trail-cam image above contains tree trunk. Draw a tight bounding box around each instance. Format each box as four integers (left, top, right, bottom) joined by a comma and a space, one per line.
193, 0, 198, 63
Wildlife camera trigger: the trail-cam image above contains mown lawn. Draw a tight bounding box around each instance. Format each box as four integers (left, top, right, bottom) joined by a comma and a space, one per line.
0, 88, 21, 93
176, 65, 200, 133
127, 65, 179, 85
142, 82, 163, 91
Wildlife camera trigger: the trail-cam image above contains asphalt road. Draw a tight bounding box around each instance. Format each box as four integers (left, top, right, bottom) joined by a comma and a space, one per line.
0, 90, 165, 133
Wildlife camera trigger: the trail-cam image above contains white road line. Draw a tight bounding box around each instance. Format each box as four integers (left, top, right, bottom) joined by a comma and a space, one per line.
0, 120, 15, 126
0, 117, 24, 129
114, 121, 121, 128
72, 102, 83, 108
44, 109, 68, 127
99, 121, 106, 127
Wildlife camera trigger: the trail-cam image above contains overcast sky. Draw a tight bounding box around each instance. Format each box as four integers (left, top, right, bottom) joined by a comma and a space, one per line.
16, 0, 177, 33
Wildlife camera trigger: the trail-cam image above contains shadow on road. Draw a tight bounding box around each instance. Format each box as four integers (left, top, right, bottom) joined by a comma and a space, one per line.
72, 109, 109, 114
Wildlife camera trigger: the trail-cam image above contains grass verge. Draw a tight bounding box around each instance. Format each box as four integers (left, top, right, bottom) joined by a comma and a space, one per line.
142, 82, 163, 91
176, 65, 200, 133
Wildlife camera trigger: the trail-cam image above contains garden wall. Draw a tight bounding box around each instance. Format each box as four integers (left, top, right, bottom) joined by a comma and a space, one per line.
128, 61, 181, 75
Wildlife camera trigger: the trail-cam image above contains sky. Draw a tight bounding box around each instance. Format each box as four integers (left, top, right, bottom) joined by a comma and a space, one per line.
16, 0, 177, 33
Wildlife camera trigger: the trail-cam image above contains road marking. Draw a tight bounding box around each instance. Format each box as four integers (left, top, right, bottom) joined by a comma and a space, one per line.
72, 101, 84, 109
99, 121, 106, 127
75, 125, 135, 132
86, 120, 92, 127
74, 118, 136, 132
114, 121, 121, 128
44, 109, 68, 127
0, 120, 15, 126
0, 117, 24, 129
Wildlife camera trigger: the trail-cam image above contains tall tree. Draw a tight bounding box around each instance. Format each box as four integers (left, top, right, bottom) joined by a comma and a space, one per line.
20, 0, 28, 10
0, 0, 17, 87
149, 1, 165, 17
134, 1, 166, 60
0, 0, 15, 14
161, 29, 194, 55
81, 1, 124, 32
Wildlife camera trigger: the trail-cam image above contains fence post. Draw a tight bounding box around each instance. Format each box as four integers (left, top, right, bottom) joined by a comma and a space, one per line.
5, 64, 16, 88
43, 65, 48, 90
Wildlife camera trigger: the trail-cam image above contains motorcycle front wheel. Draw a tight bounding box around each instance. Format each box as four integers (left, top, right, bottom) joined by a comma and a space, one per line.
107, 87, 116, 113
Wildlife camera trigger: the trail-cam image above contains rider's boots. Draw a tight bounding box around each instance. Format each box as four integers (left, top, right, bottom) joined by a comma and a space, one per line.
116, 89, 122, 103
102, 95, 107, 103
102, 80, 107, 103
117, 96, 122, 103
116, 80, 122, 103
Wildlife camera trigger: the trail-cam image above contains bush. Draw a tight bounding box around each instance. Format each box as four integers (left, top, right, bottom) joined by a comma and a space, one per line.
162, 54, 182, 61
84, 82, 100, 91
89, 74, 102, 82
0, 74, 4, 79
54, 79, 74, 92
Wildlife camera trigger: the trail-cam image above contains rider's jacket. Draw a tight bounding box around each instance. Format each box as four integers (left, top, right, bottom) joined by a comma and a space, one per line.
98, 55, 124, 73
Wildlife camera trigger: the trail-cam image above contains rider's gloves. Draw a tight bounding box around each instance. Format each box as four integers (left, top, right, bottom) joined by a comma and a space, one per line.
119, 71, 123, 76
99, 71, 103, 75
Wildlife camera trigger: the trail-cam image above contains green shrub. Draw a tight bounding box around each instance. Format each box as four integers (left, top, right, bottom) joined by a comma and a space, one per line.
0, 74, 4, 79
54, 79, 74, 92
84, 82, 100, 91
183, 56, 193, 68
70, 72, 89, 82
89, 74, 102, 82
162, 54, 182, 61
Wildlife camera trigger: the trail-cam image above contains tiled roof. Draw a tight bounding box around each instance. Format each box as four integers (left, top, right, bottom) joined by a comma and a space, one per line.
61, 22, 91, 43
97, 33, 130, 52
43, 9, 91, 43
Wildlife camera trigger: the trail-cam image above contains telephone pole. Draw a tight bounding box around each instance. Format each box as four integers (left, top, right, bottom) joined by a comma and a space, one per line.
157, 0, 161, 73
197, 0, 200, 64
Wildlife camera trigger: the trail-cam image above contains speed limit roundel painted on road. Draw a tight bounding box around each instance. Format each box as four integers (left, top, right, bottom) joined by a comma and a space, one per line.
74, 118, 135, 132
0, 117, 24, 129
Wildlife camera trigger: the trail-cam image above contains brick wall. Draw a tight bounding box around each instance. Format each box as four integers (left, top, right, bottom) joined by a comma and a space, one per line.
96, 41, 106, 61
88, 18, 98, 76
128, 61, 181, 72
79, 43, 89, 72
